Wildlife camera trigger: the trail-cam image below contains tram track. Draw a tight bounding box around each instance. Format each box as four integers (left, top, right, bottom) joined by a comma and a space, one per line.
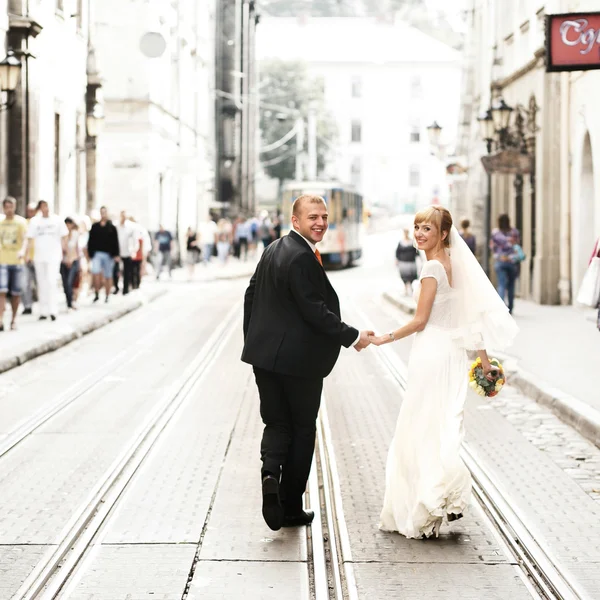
350, 298, 586, 600
10, 303, 241, 600
0, 288, 233, 462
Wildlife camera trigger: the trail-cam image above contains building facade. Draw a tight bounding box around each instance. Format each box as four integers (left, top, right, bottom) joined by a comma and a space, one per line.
0, 0, 91, 217
93, 0, 216, 243
215, 0, 259, 215
454, 0, 600, 305
256, 16, 462, 214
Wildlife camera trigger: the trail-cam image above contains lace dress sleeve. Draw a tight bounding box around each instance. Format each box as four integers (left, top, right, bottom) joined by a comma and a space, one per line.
419, 260, 444, 284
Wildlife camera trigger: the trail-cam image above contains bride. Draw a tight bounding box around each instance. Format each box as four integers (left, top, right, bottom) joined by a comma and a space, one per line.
370, 206, 518, 539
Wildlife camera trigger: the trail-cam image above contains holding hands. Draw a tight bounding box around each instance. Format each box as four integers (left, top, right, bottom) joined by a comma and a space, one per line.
354, 330, 375, 352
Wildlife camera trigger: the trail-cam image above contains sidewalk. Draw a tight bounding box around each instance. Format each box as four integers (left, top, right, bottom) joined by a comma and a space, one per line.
383, 283, 600, 446
0, 258, 256, 376
0, 285, 166, 375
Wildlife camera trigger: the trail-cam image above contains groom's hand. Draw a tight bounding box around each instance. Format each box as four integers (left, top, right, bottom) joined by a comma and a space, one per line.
354, 330, 374, 352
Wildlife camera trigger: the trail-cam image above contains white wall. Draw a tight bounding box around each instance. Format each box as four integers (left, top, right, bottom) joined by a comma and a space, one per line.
29, 0, 89, 216
94, 0, 216, 236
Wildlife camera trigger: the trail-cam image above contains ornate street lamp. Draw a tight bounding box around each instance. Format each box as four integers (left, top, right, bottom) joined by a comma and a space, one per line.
426, 121, 442, 147
491, 97, 513, 132
0, 50, 22, 110
477, 109, 495, 151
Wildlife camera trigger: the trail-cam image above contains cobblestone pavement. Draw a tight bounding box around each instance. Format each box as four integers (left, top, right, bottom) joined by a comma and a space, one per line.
2, 231, 599, 599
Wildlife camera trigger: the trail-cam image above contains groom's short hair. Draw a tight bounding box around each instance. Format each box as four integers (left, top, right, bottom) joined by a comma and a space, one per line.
292, 194, 326, 217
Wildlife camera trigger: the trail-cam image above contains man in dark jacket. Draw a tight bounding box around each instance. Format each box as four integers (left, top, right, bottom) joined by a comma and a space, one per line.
87, 206, 120, 303
242, 194, 372, 531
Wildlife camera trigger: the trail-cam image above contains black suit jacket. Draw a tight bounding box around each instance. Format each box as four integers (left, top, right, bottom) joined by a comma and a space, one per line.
242, 230, 359, 378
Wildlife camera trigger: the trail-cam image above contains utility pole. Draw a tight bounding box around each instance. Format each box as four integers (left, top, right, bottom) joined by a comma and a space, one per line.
307, 102, 317, 180
295, 116, 304, 181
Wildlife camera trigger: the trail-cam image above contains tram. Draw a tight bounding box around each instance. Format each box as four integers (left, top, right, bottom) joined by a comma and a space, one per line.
280, 181, 367, 267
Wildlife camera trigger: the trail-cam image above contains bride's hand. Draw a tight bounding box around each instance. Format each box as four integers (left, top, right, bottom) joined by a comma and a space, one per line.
482, 363, 499, 382
368, 334, 386, 346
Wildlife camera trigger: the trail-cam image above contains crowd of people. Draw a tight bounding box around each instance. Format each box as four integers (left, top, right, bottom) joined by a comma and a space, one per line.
0, 199, 285, 331
185, 211, 282, 279
0, 199, 155, 332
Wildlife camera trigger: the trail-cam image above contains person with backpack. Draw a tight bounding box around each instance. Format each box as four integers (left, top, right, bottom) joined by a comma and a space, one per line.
490, 214, 523, 315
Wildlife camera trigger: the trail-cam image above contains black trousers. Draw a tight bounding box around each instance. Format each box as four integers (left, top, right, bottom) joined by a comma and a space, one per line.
114, 257, 133, 294
253, 367, 322, 515
131, 260, 142, 289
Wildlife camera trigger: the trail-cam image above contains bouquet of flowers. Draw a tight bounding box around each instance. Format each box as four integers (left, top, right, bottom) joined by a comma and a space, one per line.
468, 357, 505, 397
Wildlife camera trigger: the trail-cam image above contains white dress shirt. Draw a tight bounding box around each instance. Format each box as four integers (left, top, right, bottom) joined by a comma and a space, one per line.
293, 230, 361, 347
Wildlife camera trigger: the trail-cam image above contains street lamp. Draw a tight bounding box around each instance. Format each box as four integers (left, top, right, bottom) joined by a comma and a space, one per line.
491, 97, 513, 133
0, 50, 22, 110
477, 109, 496, 276
426, 121, 442, 147
477, 109, 495, 153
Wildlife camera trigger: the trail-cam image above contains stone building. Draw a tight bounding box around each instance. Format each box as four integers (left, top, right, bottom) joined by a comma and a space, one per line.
454, 0, 600, 305
0, 0, 92, 217
93, 0, 217, 243
256, 16, 461, 214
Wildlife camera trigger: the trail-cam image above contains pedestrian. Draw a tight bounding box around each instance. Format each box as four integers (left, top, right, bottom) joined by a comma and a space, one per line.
216, 218, 232, 264
0, 197, 28, 330
198, 216, 218, 265
242, 194, 372, 531
21, 202, 38, 315
576, 235, 600, 331
21, 200, 68, 321
490, 214, 522, 315
154, 225, 173, 279
186, 226, 199, 279
258, 211, 274, 249
129, 217, 144, 289
395, 229, 419, 296
60, 217, 81, 310
235, 217, 250, 261
459, 218, 476, 254
87, 206, 120, 303
76, 216, 91, 301
116, 211, 136, 295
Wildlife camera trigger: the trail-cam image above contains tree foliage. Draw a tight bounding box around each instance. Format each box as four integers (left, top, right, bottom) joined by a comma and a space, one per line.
259, 60, 337, 183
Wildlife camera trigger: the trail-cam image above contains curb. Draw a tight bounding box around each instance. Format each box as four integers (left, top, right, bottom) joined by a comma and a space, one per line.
382, 290, 600, 448
0, 288, 167, 376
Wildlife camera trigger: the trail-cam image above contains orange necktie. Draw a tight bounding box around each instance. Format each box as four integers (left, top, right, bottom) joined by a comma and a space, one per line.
315, 249, 323, 267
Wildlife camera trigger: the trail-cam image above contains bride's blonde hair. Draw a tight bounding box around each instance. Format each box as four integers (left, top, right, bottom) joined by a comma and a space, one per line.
414, 205, 453, 249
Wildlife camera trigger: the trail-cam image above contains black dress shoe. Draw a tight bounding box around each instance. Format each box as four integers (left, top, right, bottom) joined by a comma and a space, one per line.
282, 510, 315, 528
262, 475, 284, 531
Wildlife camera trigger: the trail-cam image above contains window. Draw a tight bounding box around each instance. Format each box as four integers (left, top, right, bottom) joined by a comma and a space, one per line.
410, 128, 420, 143
351, 157, 362, 188
56, 0, 64, 11
351, 120, 362, 143
410, 75, 422, 99
54, 113, 61, 213
351, 76, 362, 98
409, 165, 420, 188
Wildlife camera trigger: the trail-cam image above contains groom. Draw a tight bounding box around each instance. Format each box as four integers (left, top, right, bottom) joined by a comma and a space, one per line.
242, 194, 372, 531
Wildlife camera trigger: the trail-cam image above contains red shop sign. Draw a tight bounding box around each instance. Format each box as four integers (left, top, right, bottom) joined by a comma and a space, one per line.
546, 12, 600, 72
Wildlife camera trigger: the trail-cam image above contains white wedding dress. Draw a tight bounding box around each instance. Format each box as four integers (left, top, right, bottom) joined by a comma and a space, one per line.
379, 259, 472, 539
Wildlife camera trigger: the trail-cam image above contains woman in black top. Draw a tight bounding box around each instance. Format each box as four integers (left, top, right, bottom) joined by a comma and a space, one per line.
186, 227, 199, 280
395, 229, 419, 296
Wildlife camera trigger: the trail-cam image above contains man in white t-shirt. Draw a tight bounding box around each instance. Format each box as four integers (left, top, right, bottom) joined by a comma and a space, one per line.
116, 211, 136, 295
20, 200, 68, 320
198, 217, 218, 265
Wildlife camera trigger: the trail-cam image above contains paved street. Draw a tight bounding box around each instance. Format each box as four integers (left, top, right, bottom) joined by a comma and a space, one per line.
1, 233, 599, 599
